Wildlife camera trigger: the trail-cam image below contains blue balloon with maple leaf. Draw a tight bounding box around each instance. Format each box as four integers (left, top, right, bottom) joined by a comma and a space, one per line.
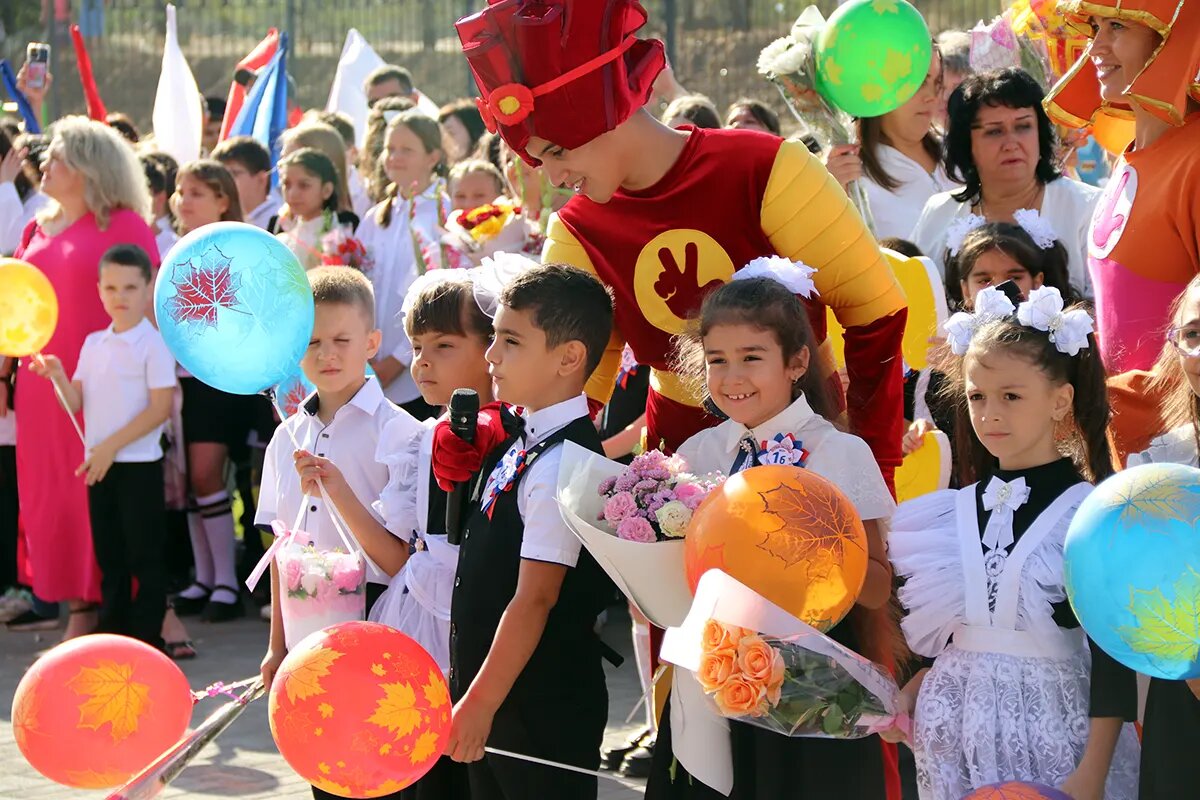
1064, 462, 1200, 680
155, 222, 315, 395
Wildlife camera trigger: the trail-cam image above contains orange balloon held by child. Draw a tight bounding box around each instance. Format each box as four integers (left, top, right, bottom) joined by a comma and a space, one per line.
10, 634, 193, 789
684, 465, 868, 632
269, 621, 451, 798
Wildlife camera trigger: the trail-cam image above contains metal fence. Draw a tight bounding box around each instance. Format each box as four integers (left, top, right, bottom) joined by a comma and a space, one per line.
1, 0, 1006, 129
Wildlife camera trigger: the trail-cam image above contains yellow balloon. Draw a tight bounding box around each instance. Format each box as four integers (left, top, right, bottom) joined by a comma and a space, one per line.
825, 248, 949, 371
896, 429, 952, 503
1093, 113, 1135, 157
0, 258, 58, 357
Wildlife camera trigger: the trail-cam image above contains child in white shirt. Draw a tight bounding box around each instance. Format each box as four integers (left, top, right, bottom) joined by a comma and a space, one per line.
31, 244, 176, 649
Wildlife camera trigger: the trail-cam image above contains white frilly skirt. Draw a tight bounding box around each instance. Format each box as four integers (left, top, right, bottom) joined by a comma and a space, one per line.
368, 534, 457, 674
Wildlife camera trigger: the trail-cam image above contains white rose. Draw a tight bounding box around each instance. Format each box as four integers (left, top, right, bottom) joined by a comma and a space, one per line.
300, 572, 322, 597
656, 500, 693, 539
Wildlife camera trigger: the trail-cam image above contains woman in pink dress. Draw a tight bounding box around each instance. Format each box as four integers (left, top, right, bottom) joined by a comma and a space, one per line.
11, 117, 159, 639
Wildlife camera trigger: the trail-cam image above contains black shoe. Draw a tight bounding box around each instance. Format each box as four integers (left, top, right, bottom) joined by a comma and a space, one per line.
6, 608, 60, 631
201, 586, 245, 623
618, 738, 655, 778
600, 727, 650, 771
171, 583, 212, 616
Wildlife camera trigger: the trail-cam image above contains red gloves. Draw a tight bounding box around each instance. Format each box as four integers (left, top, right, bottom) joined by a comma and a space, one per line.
431, 402, 510, 492
586, 396, 605, 421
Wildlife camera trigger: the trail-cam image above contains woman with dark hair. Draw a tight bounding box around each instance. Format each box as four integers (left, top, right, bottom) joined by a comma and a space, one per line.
439, 98, 487, 164
912, 68, 1100, 296
661, 94, 722, 129
724, 98, 781, 136
825, 47, 958, 240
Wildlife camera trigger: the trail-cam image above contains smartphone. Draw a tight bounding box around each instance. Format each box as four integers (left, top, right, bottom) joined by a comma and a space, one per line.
26, 43, 50, 91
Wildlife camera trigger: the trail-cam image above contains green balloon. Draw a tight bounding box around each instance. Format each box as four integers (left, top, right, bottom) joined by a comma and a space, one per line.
814, 0, 933, 118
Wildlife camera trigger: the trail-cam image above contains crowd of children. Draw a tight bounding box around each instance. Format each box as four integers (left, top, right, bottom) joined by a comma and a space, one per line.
1, 0, 1199, 798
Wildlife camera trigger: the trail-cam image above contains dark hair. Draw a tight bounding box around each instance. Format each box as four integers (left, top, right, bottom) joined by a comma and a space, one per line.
279, 147, 341, 213
204, 96, 227, 121
674, 278, 836, 423
360, 97, 416, 202
1149, 274, 1200, 457
0, 128, 33, 201
662, 95, 722, 129
365, 65, 414, 97
941, 310, 1113, 486
176, 159, 243, 225
725, 98, 781, 136
304, 110, 356, 152
439, 98, 487, 154
499, 264, 614, 376
879, 237, 925, 259
309, 265, 376, 327
105, 112, 140, 143
280, 123, 352, 213
211, 136, 272, 175
947, 222, 1076, 308
405, 275, 494, 341
858, 43, 944, 192
945, 68, 1062, 204
476, 131, 506, 175
99, 243, 154, 283
376, 110, 447, 227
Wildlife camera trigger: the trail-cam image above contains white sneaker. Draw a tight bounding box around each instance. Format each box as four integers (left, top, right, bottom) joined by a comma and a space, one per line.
0, 588, 32, 623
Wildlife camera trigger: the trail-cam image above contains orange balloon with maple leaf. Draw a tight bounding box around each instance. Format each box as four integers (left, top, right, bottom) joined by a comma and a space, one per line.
963, 781, 1074, 799
684, 465, 868, 632
269, 621, 451, 798
11, 633, 193, 788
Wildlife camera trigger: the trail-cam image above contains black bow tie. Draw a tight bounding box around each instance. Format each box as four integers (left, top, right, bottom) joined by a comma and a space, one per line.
501, 405, 526, 439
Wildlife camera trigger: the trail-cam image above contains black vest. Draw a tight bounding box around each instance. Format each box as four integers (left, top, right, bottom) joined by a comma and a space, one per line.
449, 414, 612, 704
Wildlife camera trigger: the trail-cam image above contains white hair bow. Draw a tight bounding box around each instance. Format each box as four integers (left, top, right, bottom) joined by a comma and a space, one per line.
1012, 208, 1058, 250
734, 256, 819, 298
1017, 286, 1094, 356
944, 286, 1015, 355
944, 213, 986, 257
398, 251, 539, 322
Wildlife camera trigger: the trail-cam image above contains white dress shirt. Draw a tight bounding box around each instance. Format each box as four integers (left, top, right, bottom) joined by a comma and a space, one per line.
154, 216, 178, 260
348, 166, 373, 222
911, 176, 1102, 298
861, 145, 958, 241
72, 318, 178, 462
356, 185, 453, 406
0, 182, 22, 256
480, 394, 591, 567
255, 376, 419, 585
676, 393, 895, 523
246, 188, 282, 231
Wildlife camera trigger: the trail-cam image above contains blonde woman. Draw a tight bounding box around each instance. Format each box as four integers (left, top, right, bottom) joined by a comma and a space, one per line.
9, 116, 159, 639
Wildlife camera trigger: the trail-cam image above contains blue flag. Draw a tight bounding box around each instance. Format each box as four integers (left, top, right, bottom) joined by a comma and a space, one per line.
0, 60, 41, 134
229, 32, 289, 187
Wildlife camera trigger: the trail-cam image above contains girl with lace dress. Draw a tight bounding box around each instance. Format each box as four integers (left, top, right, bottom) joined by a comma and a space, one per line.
889, 284, 1140, 799
647, 260, 900, 799
1122, 274, 1200, 799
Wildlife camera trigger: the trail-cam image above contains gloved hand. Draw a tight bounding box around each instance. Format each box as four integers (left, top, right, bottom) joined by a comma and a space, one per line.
431, 402, 509, 491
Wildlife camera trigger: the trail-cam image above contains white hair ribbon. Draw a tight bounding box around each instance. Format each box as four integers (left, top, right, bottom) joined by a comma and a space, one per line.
734, 256, 819, 298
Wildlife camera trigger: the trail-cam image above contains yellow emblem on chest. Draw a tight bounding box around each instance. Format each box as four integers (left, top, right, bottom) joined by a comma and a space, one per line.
633, 229, 736, 334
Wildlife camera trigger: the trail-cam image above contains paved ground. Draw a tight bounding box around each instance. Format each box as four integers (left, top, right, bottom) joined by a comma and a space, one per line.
0, 607, 648, 799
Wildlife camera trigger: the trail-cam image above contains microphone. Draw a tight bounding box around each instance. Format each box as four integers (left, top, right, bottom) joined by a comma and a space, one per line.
445, 389, 479, 545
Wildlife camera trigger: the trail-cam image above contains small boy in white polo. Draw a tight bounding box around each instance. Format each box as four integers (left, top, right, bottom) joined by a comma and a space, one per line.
32, 243, 176, 649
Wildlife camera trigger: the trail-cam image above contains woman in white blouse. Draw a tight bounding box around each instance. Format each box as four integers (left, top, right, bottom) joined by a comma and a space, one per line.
912, 68, 1100, 298
825, 46, 958, 240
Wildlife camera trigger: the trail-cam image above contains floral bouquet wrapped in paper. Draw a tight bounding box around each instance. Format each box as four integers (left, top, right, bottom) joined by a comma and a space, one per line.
320, 226, 373, 272
275, 532, 366, 650
556, 442, 722, 628
442, 202, 537, 266
597, 449, 723, 543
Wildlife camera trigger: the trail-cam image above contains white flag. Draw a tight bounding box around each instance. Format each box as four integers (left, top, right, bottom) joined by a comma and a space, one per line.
152, 4, 203, 166
326, 29, 385, 149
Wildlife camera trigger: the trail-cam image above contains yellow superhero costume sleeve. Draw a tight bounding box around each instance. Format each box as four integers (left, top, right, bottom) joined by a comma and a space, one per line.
543, 214, 627, 404
760, 140, 907, 324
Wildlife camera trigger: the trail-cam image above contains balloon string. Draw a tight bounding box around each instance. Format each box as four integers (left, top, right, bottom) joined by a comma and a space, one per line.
483, 747, 638, 786
190, 676, 261, 704
624, 663, 668, 725
47, 364, 87, 447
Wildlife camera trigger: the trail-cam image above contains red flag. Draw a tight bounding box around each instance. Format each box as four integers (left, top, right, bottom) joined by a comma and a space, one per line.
219, 29, 280, 143
70, 25, 107, 121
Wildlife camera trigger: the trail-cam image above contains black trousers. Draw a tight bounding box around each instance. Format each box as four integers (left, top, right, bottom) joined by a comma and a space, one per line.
0, 446, 18, 591
88, 460, 167, 650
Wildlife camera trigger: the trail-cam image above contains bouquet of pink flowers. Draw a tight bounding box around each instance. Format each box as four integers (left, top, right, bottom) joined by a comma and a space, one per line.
596, 450, 723, 543
320, 227, 373, 272
276, 542, 366, 649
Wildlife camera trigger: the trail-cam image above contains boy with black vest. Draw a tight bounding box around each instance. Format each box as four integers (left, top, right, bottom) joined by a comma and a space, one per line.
441, 264, 615, 799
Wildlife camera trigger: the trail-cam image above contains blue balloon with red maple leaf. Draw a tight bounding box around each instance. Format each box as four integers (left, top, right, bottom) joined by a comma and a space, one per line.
154, 222, 315, 395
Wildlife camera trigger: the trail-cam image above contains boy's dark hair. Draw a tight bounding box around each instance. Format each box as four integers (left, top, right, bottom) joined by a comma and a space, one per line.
105, 112, 141, 143
365, 65, 414, 96
879, 237, 925, 259
405, 275, 493, 341
500, 264, 614, 376
309, 266, 376, 328
100, 243, 154, 283
204, 95, 227, 120
210, 135, 272, 175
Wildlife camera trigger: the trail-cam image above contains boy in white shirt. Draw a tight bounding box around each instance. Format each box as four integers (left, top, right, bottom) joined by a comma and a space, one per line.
31, 244, 176, 649
257, 267, 417, 687
211, 136, 281, 231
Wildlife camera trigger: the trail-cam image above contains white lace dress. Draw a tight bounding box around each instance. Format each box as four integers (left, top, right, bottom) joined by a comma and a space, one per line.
367, 415, 458, 674
890, 483, 1140, 800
